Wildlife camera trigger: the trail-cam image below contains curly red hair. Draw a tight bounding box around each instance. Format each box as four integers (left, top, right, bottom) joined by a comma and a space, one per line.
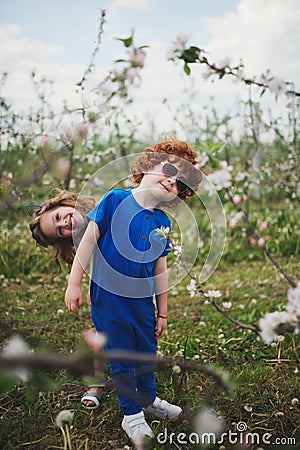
131, 140, 202, 206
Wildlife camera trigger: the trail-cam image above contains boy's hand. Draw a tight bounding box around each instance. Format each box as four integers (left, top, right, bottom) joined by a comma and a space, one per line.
86, 289, 91, 306
155, 317, 167, 339
65, 285, 83, 315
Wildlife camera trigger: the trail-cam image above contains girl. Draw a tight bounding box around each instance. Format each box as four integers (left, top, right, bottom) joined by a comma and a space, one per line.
29, 189, 105, 409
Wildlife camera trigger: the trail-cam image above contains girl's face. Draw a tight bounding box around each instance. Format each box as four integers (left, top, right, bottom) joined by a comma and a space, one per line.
39, 206, 86, 240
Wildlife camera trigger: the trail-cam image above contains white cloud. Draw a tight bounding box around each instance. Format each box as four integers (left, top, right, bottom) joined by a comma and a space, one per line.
0, 24, 90, 112
0, 24, 64, 67
202, 0, 300, 82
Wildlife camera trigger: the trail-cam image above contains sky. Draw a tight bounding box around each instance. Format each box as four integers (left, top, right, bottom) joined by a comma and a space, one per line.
1, 0, 300, 141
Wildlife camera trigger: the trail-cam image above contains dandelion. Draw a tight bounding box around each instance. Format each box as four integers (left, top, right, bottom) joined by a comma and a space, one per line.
172, 365, 181, 374
55, 410, 74, 428
194, 409, 225, 447
55, 410, 74, 450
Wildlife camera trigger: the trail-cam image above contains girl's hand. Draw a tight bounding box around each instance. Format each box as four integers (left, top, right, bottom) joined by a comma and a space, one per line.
65, 284, 83, 315
155, 316, 167, 339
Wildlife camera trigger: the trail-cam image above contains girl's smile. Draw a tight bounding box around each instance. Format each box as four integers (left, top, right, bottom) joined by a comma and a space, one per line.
40, 206, 86, 239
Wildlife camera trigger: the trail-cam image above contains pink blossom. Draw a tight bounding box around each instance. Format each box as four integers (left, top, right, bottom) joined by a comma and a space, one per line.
257, 218, 268, 230
170, 241, 184, 256
222, 302, 232, 309
83, 329, 106, 352
242, 194, 249, 201
42, 135, 52, 148
75, 123, 89, 139
232, 194, 241, 205
257, 238, 265, 247
129, 49, 146, 68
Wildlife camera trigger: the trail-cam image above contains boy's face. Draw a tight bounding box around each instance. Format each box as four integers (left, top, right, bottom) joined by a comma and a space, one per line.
141, 160, 187, 202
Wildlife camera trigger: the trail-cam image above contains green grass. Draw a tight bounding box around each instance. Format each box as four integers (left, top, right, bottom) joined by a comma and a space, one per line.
0, 220, 300, 449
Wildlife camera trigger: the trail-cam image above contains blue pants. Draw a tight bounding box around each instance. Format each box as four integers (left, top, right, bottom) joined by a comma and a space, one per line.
91, 292, 157, 415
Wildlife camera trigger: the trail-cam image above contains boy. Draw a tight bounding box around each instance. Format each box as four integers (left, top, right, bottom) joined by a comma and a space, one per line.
65, 140, 201, 445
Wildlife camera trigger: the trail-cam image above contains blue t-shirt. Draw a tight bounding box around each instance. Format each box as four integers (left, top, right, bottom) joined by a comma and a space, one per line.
86, 189, 171, 300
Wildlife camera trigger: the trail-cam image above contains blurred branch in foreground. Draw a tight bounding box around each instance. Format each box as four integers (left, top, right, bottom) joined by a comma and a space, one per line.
0, 346, 231, 392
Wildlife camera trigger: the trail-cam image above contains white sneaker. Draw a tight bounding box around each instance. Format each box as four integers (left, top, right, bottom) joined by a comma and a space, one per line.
144, 397, 182, 421
122, 411, 154, 446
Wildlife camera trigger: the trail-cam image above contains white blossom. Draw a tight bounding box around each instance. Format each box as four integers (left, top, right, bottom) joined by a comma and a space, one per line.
269, 77, 285, 94
2, 335, 30, 382
2, 335, 29, 357
204, 163, 232, 194
259, 311, 289, 343
218, 56, 231, 68
229, 211, 244, 228
187, 278, 198, 297
204, 290, 222, 298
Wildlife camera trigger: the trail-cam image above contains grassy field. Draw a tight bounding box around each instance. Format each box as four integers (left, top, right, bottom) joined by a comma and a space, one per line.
0, 215, 299, 449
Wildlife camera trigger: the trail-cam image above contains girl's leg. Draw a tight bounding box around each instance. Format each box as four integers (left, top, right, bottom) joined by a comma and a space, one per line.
81, 356, 106, 408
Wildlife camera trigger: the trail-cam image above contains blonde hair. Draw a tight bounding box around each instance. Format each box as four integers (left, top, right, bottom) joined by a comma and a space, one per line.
29, 189, 96, 279
131, 140, 202, 207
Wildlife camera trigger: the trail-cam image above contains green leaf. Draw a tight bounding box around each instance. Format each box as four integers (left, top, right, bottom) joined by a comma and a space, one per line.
116, 36, 133, 48
184, 63, 191, 76
181, 46, 201, 63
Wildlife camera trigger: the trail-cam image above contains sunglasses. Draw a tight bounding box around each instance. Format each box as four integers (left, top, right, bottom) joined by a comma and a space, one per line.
160, 162, 188, 194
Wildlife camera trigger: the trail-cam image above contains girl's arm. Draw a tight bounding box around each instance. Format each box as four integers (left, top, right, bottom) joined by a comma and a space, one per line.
153, 256, 168, 339
65, 220, 100, 315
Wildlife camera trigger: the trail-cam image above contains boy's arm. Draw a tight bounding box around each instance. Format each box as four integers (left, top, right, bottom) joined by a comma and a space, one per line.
153, 256, 168, 339
65, 220, 100, 315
